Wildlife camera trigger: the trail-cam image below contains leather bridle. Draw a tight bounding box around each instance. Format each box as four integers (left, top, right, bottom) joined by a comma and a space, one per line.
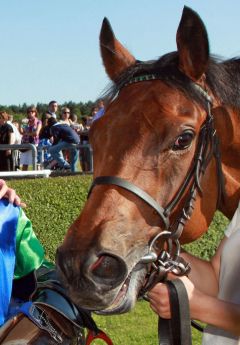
87, 77, 225, 344
88, 79, 224, 261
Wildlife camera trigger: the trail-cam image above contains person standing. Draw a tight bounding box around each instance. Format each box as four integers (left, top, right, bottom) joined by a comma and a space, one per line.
79, 117, 91, 172
59, 107, 73, 126
47, 100, 58, 119
0, 111, 15, 171
37, 112, 53, 168
20, 106, 42, 171
7, 115, 22, 170
92, 99, 105, 122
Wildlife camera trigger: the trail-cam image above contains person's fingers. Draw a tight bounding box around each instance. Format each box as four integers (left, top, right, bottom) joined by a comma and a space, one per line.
0, 179, 25, 206
149, 297, 171, 318
6, 188, 18, 204
148, 282, 169, 298
0, 180, 8, 199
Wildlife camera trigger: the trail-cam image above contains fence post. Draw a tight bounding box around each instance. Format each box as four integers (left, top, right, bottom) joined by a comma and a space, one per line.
0, 144, 37, 170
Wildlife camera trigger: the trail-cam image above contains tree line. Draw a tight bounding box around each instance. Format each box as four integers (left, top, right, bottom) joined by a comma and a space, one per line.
0, 100, 95, 122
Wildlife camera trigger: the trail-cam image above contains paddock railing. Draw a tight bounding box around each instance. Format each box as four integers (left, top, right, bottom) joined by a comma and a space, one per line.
0, 143, 93, 174
0, 143, 38, 169
37, 143, 93, 172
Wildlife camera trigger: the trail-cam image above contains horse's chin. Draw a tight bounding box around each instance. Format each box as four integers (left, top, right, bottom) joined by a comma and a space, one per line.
95, 263, 147, 315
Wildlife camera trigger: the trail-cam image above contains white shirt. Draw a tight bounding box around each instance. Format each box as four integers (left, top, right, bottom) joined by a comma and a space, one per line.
7, 121, 22, 144
202, 202, 240, 345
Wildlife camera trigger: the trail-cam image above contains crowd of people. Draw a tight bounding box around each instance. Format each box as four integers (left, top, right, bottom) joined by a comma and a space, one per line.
0, 99, 105, 173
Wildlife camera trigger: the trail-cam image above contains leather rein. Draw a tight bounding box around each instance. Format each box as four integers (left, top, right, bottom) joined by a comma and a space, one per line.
88, 76, 225, 344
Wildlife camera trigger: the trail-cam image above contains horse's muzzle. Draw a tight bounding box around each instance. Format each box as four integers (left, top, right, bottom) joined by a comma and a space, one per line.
56, 247, 128, 291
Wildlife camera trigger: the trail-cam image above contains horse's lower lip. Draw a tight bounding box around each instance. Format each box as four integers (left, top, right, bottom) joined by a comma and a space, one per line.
96, 275, 131, 314
96, 263, 147, 315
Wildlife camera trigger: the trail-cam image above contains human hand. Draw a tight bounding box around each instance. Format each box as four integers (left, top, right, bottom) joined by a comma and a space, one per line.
0, 179, 26, 207
148, 276, 197, 319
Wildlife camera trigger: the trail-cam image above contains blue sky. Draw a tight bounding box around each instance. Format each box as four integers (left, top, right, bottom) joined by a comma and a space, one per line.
0, 0, 239, 106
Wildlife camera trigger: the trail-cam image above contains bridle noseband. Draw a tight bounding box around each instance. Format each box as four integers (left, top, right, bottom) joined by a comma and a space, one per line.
88, 76, 225, 287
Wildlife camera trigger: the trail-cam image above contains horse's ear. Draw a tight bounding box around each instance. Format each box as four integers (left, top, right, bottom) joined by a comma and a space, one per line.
176, 6, 209, 81
100, 18, 136, 81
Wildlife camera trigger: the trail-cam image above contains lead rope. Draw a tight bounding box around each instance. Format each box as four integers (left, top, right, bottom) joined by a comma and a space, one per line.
158, 280, 192, 345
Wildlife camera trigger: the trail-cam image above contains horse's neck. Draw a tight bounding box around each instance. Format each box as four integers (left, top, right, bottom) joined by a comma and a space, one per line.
214, 106, 240, 218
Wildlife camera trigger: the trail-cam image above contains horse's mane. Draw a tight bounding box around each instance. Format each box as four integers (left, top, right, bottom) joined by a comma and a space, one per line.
102, 52, 240, 110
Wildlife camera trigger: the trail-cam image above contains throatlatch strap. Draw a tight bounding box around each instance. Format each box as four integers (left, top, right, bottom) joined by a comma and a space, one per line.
158, 279, 192, 345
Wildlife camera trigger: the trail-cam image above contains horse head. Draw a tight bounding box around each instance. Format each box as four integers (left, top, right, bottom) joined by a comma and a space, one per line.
56, 7, 240, 314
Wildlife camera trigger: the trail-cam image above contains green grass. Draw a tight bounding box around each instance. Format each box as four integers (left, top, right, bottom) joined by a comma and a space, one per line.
8, 175, 92, 262
8, 176, 229, 345
92, 301, 204, 345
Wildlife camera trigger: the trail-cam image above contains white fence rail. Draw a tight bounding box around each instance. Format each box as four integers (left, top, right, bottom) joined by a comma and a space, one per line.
0, 143, 93, 177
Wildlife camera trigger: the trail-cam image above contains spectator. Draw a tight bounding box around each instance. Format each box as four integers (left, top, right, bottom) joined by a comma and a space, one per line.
37, 112, 53, 168
20, 106, 42, 171
7, 115, 21, 142
7, 115, 22, 170
59, 107, 72, 126
79, 117, 91, 172
0, 111, 15, 171
20, 118, 28, 135
69, 114, 84, 134
58, 107, 73, 164
92, 99, 105, 122
86, 106, 97, 127
47, 100, 58, 119
47, 117, 80, 172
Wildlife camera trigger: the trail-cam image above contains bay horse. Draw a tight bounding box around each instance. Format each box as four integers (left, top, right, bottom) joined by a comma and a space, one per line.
56, 6, 240, 316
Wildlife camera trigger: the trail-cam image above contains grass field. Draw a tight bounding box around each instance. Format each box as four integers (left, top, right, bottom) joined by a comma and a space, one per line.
8, 175, 230, 345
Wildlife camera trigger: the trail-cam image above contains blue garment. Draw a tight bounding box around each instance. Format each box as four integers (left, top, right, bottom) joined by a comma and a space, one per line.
37, 138, 52, 165
50, 123, 80, 145
0, 200, 19, 326
92, 107, 105, 122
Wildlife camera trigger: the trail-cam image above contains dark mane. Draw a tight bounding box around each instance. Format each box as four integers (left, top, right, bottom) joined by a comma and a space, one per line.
102, 52, 240, 109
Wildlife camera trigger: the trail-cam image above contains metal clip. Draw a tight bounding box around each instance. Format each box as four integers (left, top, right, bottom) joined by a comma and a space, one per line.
139, 251, 158, 264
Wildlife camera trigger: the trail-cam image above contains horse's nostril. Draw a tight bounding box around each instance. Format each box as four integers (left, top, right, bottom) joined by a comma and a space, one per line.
91, 255, 118, 278
90, 254, 127, 286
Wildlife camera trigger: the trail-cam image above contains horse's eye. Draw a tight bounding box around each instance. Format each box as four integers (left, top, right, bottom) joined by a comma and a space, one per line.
172, 131, 195, 150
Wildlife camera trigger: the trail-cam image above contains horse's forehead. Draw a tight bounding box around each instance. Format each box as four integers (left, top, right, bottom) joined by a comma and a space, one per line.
107, 82, 203, 122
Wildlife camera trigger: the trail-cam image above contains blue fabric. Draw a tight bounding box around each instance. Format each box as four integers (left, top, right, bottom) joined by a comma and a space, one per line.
50, 123, 80, 144
92, 107, 105, 122
37, 138, 52, 164
0, 199, 20, 326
